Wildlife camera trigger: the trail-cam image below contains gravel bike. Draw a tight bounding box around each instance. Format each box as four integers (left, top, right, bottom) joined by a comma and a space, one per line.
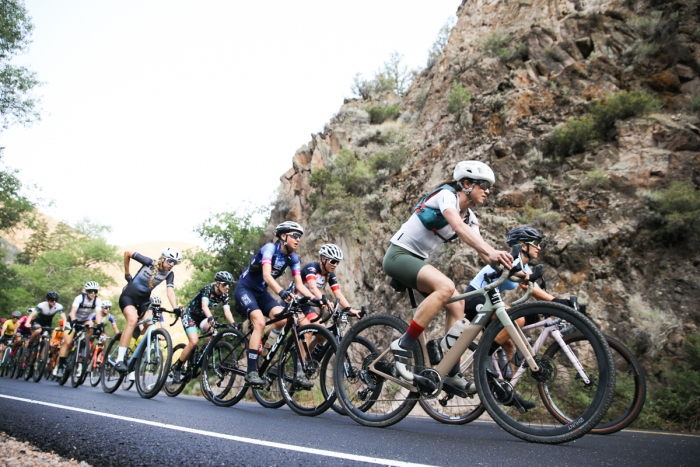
11, 335, 29, 379
201, 288, 337, 416
163, 317, 229, 398
0, 338, 14, 377
334, 245, 616, 444
56, 323, 91, 387
23, 326, 52, 382
88, 332, 108, 387
101, 305, 175, 399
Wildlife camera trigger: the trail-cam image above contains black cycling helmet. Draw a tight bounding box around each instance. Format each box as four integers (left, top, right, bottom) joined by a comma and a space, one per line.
506, 226, 543, 247
214, 271, 233, 284
46, 291, 59, 302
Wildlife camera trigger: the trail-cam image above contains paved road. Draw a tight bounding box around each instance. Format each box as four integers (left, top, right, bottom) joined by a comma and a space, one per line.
0, 377, 698, 467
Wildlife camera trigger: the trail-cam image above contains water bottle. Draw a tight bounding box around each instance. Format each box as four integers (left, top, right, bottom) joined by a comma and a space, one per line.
440, 319, 468, 353
261, 328, 280, 357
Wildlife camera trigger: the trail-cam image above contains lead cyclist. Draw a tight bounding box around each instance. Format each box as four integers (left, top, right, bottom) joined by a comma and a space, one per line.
383, 160, 512, 392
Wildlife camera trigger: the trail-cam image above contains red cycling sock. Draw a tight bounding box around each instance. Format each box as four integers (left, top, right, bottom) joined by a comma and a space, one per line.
407, 320, 425, 339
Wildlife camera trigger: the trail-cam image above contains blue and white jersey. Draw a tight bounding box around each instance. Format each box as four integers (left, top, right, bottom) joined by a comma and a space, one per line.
237, 242, 301, 292
123, 253, 175, 296
469, 258, 533, 293
88, 312, 115, 324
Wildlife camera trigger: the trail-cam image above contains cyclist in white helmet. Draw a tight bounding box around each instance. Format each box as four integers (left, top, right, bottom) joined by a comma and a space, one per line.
56, 281, 102, 377
89, 300, 120, 335
298, 244, 360, 324
114, 247, 181, 373
383, 160, 513, 393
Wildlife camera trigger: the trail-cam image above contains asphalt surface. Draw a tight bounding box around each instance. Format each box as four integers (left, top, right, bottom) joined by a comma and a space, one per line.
0, 377, 698, 467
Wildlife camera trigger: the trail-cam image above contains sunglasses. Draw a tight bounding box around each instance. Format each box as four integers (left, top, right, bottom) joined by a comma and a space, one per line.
165, 258, 179, 265
287, 233, 302, 240
103, 307, 111, 310
526, 239, 542, 248
328, 259, 340, 266
217, 282, 231, 288
474, 180, 493, 191
87, 290, 98, 294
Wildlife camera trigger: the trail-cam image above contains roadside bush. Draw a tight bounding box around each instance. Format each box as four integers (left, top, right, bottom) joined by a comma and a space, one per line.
642, 180, 700, 245
367, 104, 401, 124
482, 29, 512, 57
580, 169, 609, 188
545, 116, 598, 159
447, 82, 471, 116
516, 203, 561, 227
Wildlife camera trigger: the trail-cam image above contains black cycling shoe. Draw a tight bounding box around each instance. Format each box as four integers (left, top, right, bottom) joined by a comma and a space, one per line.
172, 369, 185, 384
294, 372, 314, 390
114, 361, 128, 373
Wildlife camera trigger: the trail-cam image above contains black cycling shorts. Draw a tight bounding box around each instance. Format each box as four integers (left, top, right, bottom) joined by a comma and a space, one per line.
119, 293, 152, 318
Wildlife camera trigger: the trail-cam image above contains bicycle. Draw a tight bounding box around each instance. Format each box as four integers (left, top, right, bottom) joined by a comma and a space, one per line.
44, 328, 64, 381
23, 326, 52, 382
56, 323, 90, 387
201, 289, 337, 416
11, 335, 29, 379
334, 244, 616, 444
88, 332, 108, 387
101, 305, 175, 399
0, 339, 14, 377
163, 317, 229, 398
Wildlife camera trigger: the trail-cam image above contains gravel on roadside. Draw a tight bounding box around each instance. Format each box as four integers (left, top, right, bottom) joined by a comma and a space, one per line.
0, 431, 92, 467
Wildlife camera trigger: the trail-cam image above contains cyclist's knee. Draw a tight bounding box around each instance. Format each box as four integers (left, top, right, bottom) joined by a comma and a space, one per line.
432, 278, 455, 302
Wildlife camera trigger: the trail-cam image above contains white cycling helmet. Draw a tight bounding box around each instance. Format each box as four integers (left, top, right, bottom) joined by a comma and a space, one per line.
84, 281, 100, 291
101, 300, 113, 309
453, 160, 496, 184
319, 244, 343, 261
150, 296, 162, 306
161, 247, 181, 264
275, 221, 304, 237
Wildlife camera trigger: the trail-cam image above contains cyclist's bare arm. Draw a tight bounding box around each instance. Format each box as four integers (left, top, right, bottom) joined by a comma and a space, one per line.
166, 287, 178, 309
262, 263, 284, 296
305, 278, 324, 300
442, 207, 513, 269
223, 306, 235, 326
123, 251, 135, 277
27, 311, 37, 326
293, 275, 314, 300
332, 289, 360, 316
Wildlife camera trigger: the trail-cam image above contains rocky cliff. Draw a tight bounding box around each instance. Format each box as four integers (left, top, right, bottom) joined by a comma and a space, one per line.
269, 0, 700, 389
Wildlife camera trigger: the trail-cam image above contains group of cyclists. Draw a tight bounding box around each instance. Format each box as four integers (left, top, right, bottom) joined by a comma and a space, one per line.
1, 158, 580, 416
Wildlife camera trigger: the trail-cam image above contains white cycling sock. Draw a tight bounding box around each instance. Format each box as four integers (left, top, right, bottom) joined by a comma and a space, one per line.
117, 346, 127, 362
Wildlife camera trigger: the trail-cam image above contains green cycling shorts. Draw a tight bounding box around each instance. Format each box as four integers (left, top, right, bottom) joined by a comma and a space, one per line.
382, 243, 427, 290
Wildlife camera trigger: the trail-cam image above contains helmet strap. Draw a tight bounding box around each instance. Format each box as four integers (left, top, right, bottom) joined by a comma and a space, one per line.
522, 243, 531, 262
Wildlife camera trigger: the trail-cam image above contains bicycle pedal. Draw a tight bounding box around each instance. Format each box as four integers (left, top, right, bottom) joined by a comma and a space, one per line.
442, 383, 468, 399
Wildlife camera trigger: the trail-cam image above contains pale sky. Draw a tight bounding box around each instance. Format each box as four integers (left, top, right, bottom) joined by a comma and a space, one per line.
1, 0, 461, 247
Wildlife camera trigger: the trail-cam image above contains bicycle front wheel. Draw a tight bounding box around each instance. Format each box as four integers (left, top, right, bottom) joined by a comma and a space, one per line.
202, 328, 248, 407
419, 341, 486, 425
164, 343, 189, 397
32, 341, 49, 383
135, 328, 172, 399
101, 333, 124, 393
543, 333, 646, 435
324, 335, 378, 416
89, 346, 103, 387
474, 301, 615, 444
23, 346, 36, 381
279, 324, 338, 417
71, 340, 89, 388
333, 314, 422, 428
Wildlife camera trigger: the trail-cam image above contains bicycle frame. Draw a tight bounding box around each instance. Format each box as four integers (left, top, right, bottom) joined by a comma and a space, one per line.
125, 317, 160, 371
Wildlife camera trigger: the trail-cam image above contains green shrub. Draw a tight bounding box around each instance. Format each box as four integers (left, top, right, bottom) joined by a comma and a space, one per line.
630, 10, 678, 40
516, 203, 561, 227
545, 116, 598, 158
447, 82, 471, 115
482, 29, 512, 57
642, 181, 700, 244
367, 104, 401, 124
580, 169, 609, 188
689, 94, 700, 113
590, 90, 661, 137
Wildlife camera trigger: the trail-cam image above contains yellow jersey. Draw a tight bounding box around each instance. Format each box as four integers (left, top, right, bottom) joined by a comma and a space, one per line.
3, 319, 17, 336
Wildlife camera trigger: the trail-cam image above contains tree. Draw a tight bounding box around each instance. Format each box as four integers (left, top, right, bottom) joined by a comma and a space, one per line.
427, 16, 456, 68
0, 152, 32, 232
177, 207, 269, 307
351, 51, 418, 99
0, 0, 40, 129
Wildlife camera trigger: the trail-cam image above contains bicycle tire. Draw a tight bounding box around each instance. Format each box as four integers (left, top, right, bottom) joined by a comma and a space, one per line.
164, 343, 188, 397
253, 336, 286, 409
333, 313, 422, 428
279, 324, 337, 417
101, 333, 125, 393
325, 335, 377, 416
202, 329, 249, 407
419, 341, 486, 425
23, 345, 36, 381
542, 333, 646, 435
32, 341, 49, 383
71, 339, 88, 388
135, 328, 172, 399
473, 301, 615, 444
89, 346, 103, 387
58, 352, 74, 386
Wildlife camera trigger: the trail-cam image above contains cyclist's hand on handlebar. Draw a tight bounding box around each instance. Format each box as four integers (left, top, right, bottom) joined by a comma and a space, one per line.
125, 274, 133, 283
279, 290, 291, 303
488, 249, 513, 270
173, 307, 183, 316
348, 308, 362, 318
552, 297, 575, 308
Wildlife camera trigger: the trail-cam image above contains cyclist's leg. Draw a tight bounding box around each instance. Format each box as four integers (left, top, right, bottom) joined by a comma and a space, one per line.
84, 320, 95, 340
28, 327, 42, 346
117, 293, 143, 371
11, 333, 22, 354
58, 329, 74, 368
176, 311, 200, 366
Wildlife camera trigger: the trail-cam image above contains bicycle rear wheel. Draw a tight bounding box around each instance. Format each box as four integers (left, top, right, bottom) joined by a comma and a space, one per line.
135, 328, 172, 399
32, 341, 49, 383
474, 302, 615, 444
23, 345, 37, 381
279, 325, 337, 417
201, 329, 248, 407
13, 346, 25, 379
419, 341, 486, 425
542, 333, 646, 435
58, 351, 74, 386
164, 343, 189, 397
101, 333, 125, 393
333, 314, 422, 428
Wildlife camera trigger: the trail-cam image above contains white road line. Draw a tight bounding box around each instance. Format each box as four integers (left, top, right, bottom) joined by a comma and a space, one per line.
0, 393, 437, 467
